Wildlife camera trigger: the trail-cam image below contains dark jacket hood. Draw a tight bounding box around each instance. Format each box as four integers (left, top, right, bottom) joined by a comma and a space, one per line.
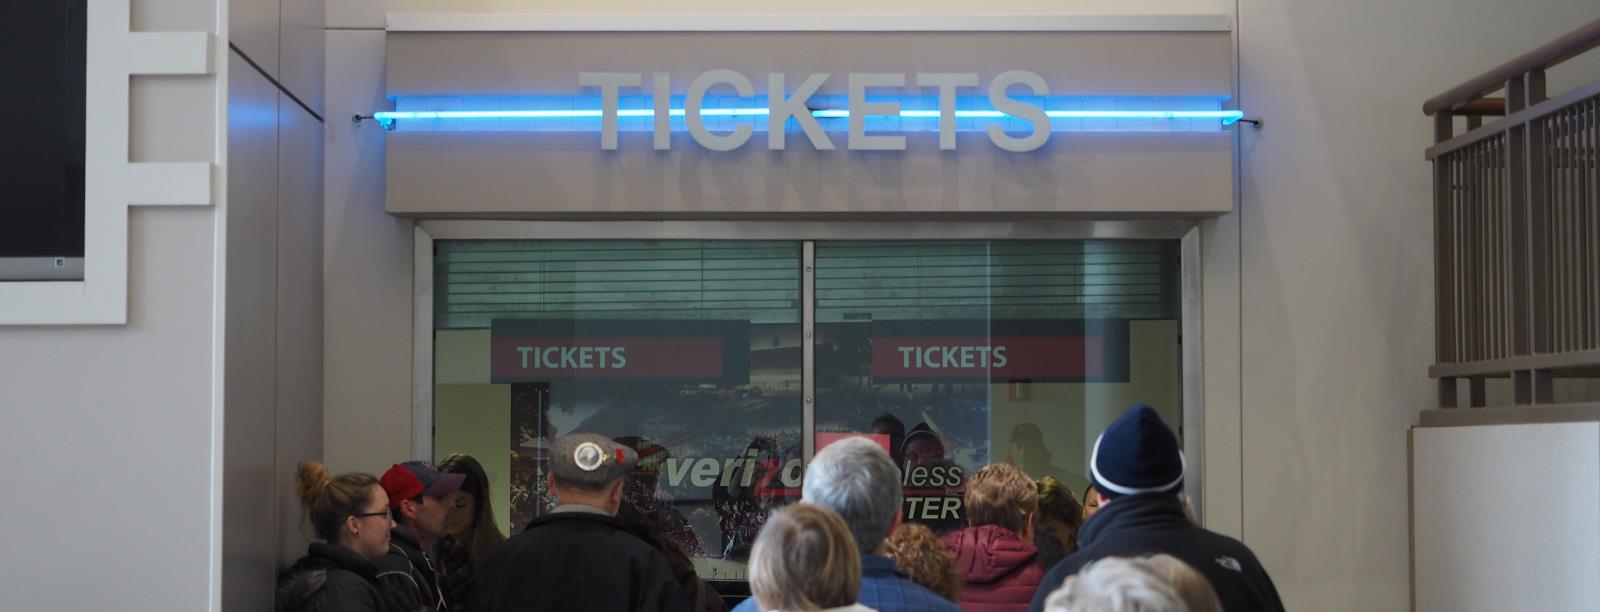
276, 543, 377, 609
1075, 492, 1191, 549
943, 524, 1039, 583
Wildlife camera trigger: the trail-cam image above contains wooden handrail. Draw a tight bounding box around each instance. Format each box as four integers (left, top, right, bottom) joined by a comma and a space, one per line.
1423, 18, 1600, 116
1455, 98, 1506, 116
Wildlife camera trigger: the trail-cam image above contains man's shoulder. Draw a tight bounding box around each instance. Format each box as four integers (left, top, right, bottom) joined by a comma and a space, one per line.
523, 511, 636, 536
1146, 524, 1271, 572
523, 514, 650, 543
1189, 527, 1261, 557
858, 573, 961, 612
373, 545, 416, 572
506, 515, 666, 563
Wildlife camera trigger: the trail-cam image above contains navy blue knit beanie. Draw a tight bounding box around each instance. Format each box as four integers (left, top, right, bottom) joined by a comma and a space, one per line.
1090, 404, 1185, 500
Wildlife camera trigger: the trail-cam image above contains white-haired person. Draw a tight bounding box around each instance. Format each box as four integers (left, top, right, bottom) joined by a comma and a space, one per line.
748, 503, 873, 612
1141, 555, 1222, 612
1040, 557, 1188, 612
732, 437, 958, 611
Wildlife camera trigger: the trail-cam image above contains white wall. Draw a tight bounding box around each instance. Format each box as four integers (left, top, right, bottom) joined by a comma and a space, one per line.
1413, 423, 1600, 611
0, 213, 218, 609
1, 1, 222, 607
0, 0, 326, 608
1229, 1, 1598, 609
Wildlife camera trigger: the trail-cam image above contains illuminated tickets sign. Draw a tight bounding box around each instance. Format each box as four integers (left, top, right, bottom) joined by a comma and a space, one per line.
579, 70, 1055, 152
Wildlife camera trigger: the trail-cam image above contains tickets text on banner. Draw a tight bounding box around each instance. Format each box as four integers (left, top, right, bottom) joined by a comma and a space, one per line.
489, 319, 750, 384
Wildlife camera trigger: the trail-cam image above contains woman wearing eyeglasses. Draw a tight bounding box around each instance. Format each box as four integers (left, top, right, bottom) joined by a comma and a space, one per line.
434, 454, 508, 612
278, 462, 406, 612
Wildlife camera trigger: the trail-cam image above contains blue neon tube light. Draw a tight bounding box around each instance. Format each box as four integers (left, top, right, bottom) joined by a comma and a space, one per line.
371, 108, 1245, 123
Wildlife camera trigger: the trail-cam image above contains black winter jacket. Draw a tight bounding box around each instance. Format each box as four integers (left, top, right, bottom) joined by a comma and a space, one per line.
477, 511, 690, 612
278, 543, 404, 612
1027, 493, 1286, 612
376, 526, 445, 611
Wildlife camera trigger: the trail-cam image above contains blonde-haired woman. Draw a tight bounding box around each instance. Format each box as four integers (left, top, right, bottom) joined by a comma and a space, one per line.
748, 503, 875, 612
278, 462, 404, 612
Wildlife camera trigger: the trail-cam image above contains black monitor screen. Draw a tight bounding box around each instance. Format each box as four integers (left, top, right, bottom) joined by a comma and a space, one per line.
1, 1, 87, 260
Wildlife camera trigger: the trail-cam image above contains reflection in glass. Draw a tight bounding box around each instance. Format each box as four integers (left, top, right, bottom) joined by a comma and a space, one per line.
433, 240, 802, 581
813, 241, 1181, 536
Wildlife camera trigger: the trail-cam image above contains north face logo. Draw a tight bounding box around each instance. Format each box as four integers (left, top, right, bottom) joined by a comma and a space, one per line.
1216, 556, 1243, 572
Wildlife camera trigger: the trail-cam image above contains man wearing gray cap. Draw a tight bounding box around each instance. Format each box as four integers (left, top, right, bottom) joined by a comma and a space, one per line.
477, 433, 690, 612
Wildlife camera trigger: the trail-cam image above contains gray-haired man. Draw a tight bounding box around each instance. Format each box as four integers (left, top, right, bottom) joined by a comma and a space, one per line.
477, 434, 689, 612
733, 437, 960, 611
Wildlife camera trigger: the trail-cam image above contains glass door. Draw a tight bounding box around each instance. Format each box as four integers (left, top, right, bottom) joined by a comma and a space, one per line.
430, 237, 1181, 581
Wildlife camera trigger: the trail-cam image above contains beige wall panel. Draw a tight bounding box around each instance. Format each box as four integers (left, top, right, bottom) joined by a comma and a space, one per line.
130, 77, 218, 163
231, 0, 281, 76
282, 0, 328, 116
324, 30, 418, 474
276, 95, 327, 564
335, 2, 1232, 30
1413, 423, 1600, 611
0, 210, 216, 609
133, 0, 217, 30
1199, 214, 1242, 537
387, 132, 1232, 217
387, 32, 1231, 97
1235, 1, 1600, 609
224, 53, 281, 612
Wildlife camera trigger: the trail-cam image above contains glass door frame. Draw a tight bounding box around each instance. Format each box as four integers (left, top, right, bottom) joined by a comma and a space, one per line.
412, 219, 1207, 519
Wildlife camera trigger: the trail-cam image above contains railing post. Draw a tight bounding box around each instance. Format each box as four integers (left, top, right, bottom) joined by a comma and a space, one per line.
1533, 369, 1556, 404
1526, 69, 1548, 104
1524, 72, 1552, 362
1435, 111, 1457, 395
1439, 377, 1459, 409
1514, 369, 1533, 404
1468, 377, 1487, 408
1507, 75, 1535, 405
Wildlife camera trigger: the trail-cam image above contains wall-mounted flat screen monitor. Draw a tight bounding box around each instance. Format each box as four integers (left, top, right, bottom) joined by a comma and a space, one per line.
1, 1, 87, 281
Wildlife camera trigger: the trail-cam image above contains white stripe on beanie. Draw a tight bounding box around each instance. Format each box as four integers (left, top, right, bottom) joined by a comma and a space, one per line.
1089, 432, 1187, 496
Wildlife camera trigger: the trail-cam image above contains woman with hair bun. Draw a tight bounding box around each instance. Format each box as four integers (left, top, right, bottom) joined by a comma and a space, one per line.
278, 462, 405, 612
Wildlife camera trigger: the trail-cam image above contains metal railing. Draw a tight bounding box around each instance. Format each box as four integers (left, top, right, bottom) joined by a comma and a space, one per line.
1425, 19, 1600, 409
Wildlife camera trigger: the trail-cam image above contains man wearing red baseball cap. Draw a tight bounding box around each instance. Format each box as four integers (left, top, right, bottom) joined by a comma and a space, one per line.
378, 461, 465, 611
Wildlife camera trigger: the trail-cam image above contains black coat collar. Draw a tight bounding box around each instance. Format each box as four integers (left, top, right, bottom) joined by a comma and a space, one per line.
1077, 493, 1192, 548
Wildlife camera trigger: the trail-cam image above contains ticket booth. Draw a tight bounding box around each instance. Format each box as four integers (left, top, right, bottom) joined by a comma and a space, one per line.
375, 14, 1235, 583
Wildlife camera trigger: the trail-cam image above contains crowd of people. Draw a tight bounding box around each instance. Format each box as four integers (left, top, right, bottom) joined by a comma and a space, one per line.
278, 404, 1284, 611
